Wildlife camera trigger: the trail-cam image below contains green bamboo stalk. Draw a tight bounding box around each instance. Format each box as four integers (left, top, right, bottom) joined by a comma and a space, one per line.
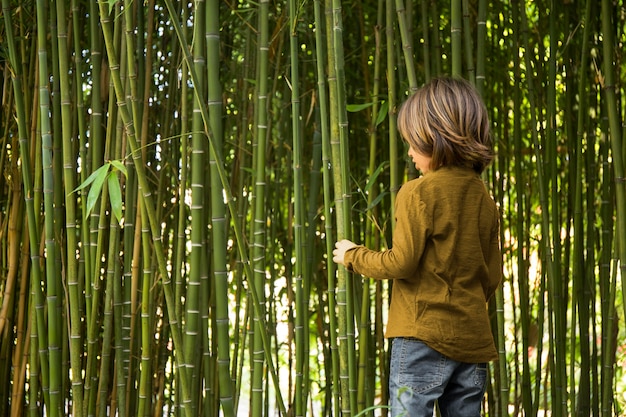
71, 0, 89, 348
600, 0, 626, 334
572, 1, 593, 415
585, 82, 600, 417
393, 0, 417, 90
250, 0, 269, 413
174, 1, 190, 339
426, 1, 441, 77
326, 0, 358, 412
206, 1, 235, 415
385, 4, 400, 415
86, 8, 126, 414
185, 0, 207, 413
461, 0, 475, 84
35, 0, 62, 414
95, 190, 116, 417
121, 2, 144, 412
511, 3, 533, 414
598, 133, 614, 417
599, 1, 625, 414
450, 0, 462, 76
84, 0, 105, 331
229, 20, 253, 415
475, 0, 486, 95
518, 3, 556, 416
356, 1, 385, 414
136, 198, 153, 417
111, 118, 129, 417
313, 1, 341, 415
1, 5, 48, 416
385, 1, 401, 410
54, 0, 83, 413
288, 0, 308, 414
420, 0, 431, 82
547, 4, 567, 415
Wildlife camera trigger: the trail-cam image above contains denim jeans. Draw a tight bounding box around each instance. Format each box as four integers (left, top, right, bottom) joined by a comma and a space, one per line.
389, 338, 488, 417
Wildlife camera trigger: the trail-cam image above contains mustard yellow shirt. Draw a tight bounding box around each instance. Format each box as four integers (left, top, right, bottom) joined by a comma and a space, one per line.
343, 166, 501, 363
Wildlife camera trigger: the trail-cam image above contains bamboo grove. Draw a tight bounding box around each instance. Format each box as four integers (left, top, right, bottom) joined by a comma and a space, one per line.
0, 0, 625, 416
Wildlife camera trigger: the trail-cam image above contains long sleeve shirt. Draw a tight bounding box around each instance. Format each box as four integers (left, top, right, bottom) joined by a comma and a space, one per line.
343, 166, 502, 363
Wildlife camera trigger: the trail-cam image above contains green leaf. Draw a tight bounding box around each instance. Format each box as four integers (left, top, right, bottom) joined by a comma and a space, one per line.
375, 100, 388, 126
86, 165, 109, 217
364, 161, 389, 193
365, 191, 389, 212
107, 0, 116, 14
346, 102, 374, 112
109, 159, 128, 177
107, 172, 123, 223
73, 163, 110, 194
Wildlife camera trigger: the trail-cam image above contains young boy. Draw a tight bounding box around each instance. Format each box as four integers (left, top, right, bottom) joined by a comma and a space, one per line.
333, 77, 502, 417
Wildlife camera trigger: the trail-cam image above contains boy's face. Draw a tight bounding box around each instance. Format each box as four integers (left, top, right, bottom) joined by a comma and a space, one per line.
408, 146, 432, 174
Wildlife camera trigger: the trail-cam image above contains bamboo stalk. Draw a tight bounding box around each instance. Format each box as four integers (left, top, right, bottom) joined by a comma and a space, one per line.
35, 0, 61, 414
206, 0, 235, 415
393, 0, 417, 90
54, 0, 83, 412
599, 0, 625, 414
572, 1, 593, 414
250, 0, 270, 414
313, 1, 342, 415
450, 0, 462, 76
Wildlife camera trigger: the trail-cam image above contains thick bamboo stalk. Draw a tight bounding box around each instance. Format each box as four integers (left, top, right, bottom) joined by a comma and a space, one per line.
450, 0, 462, 76
461, 0, 475, 84
206, 0, 235, 415
572, 1, 593, 415
54, 0, 83, 413
326, 0, 358, 412
313, 1, 342, 415
35, 1, 61, 414
288, 0, 308, 414
599, 0, 624, 414
393, 0, 417, 91
546, 5, 567, 415
250, 0, 270, 414
186, 0, 207, 413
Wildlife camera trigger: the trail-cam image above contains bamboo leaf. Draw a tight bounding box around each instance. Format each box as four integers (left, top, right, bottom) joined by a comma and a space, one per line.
375, 100, 388, 126
73, 163, 110, 194
346, 102, 374, 112
107, 172, 123, 223
107, 0, 116, 15
109, 159, 128, 177
85, 165, 109, 217
363, 161, 389, 193
365, 191, 388, 212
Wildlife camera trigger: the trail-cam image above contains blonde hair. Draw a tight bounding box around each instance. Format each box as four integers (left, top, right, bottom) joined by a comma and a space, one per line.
397, 77, 494, 174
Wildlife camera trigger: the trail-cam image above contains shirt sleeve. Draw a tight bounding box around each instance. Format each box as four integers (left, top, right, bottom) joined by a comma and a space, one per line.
343, 183, 430, 280
484, 208, 502, 300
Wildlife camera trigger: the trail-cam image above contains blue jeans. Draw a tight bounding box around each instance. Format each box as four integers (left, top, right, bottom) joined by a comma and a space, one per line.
389, 338, 488, 417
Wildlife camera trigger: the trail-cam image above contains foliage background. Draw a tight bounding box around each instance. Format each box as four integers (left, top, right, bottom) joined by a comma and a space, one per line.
0, 0, 625, 416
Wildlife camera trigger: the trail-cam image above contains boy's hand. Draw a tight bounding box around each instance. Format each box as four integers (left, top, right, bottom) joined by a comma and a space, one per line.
333, 239, 357, 266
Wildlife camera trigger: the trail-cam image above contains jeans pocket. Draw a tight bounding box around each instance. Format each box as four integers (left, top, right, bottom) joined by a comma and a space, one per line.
392, 338, 445, 394
473, 363, 488, 387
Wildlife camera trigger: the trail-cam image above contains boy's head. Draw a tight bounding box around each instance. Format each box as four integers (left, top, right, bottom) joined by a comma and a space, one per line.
397, 77, 494, 174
